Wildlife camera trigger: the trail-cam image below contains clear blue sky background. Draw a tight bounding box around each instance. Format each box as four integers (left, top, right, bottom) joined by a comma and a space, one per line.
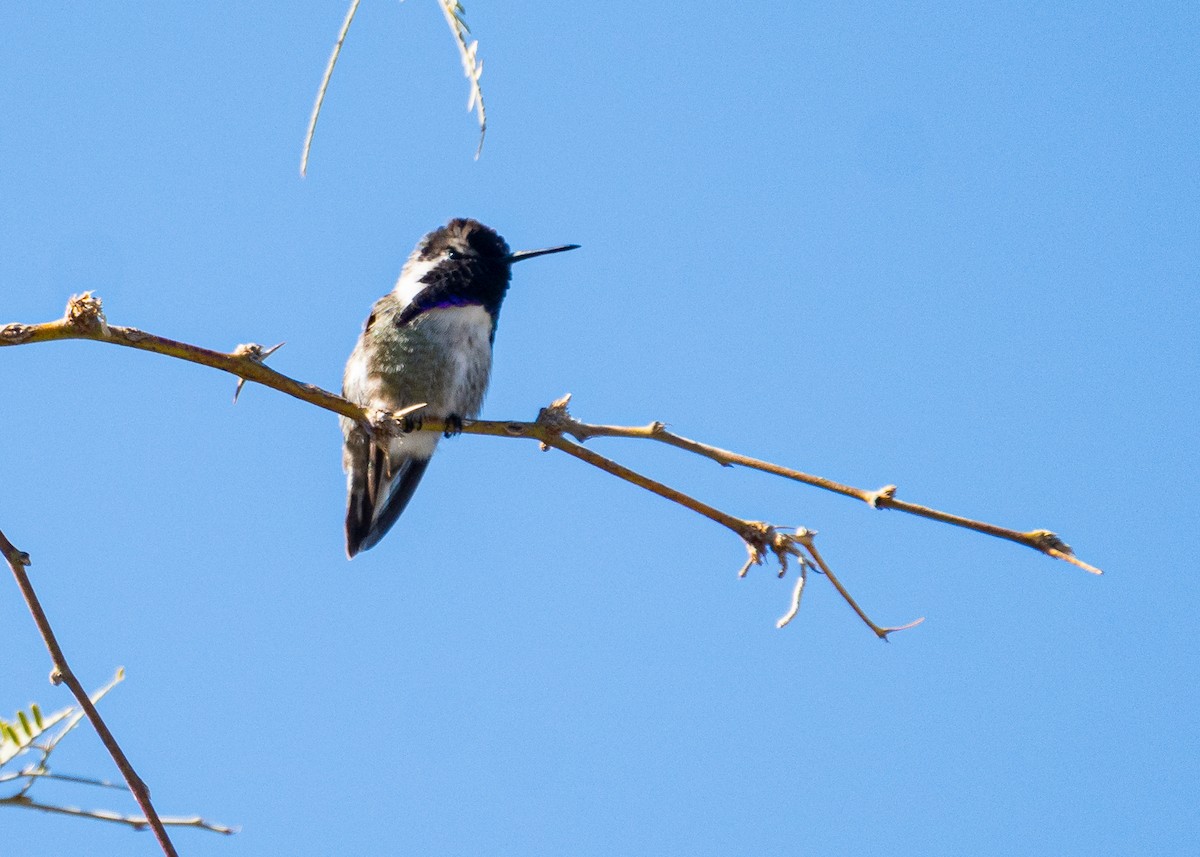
2, 3, 1197, 855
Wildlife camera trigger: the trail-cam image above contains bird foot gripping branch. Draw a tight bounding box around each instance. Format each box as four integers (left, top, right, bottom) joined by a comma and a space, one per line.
360, 403, 429, 441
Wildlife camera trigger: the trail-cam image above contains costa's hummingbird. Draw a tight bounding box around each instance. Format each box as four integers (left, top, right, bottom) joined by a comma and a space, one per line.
340, 218, 578, 557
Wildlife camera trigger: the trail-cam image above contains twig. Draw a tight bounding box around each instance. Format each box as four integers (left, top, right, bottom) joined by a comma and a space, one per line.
0, 530, 179, 857
550, 418, 1103, 575
301, 0, 361, 177
791, 530, 925, 640
1, 293, 361, 420
775, 558, 808, 630
0, 794, 235, 834
1, 768, 125, 790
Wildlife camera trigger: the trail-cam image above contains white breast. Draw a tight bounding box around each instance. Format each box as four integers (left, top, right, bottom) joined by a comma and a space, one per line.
418, 304, 494, 416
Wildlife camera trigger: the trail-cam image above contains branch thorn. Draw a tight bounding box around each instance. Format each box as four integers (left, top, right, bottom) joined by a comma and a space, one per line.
231, 341, 286, 403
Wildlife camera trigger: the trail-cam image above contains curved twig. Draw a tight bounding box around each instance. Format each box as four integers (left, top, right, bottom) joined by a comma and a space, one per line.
0, 530, 180, 857
301, 0, 361, 177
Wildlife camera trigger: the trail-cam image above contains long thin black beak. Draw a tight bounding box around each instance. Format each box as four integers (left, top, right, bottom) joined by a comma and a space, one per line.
508, 244, 580, 263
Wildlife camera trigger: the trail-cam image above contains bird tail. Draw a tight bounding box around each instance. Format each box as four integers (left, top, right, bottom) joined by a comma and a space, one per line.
345, 439, 432, 558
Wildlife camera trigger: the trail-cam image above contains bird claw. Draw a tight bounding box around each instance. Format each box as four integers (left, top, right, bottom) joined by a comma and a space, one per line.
362, 403, 427, 439
443, 414, 464, 439
402, 412, 424, 434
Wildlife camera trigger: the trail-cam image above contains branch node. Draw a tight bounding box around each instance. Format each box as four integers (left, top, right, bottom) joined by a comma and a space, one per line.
0, 323, 33, 344
231, 341, 287, 403
536, 393, 575, 431
1026, 528, 1070, 555
791, 526, 818, 547
65, 292, 109, 338
876, 616, 928, 640
1025, 529, 1103, 575
737, 522, 779, 578
537, 393, 581, 448
737, 541, 761, 578
866, 484, 898, 508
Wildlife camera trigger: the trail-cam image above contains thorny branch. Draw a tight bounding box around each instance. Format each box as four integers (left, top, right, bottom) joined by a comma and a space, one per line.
0, 529, 180, 857
2, 294, 1101, 637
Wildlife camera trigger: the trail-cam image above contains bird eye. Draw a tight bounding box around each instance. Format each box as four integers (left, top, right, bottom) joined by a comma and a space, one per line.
446, 249, 462, 260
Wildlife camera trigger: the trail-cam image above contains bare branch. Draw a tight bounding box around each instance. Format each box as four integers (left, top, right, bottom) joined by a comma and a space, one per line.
2, 293, 361, 421
550, 415, 1103, 575
1, 295, 1103, 636
0, 530, 180, 857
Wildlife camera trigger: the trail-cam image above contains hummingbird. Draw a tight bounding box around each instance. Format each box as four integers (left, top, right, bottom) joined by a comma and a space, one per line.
340, 218, 578, 558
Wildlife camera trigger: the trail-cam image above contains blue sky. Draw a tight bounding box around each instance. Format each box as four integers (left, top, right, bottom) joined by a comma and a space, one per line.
2, 3, 1198, 855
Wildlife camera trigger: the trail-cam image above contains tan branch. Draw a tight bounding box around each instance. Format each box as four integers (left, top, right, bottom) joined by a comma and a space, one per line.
792, 530, 925, 640
2, 294, 1102, 636
544, 415, 1102, 575
0, 529, 180, 857
1, 293, 363, 421
0, 295, 1099, 574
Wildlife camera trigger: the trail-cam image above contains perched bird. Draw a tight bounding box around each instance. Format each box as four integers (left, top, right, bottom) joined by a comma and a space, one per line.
340, 218, 578, 557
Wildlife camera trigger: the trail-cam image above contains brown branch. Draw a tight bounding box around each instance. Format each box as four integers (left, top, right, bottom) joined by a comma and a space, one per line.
1, 294, 1101, 636
0, 530, 180, 857
546, 417, 1102, 575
